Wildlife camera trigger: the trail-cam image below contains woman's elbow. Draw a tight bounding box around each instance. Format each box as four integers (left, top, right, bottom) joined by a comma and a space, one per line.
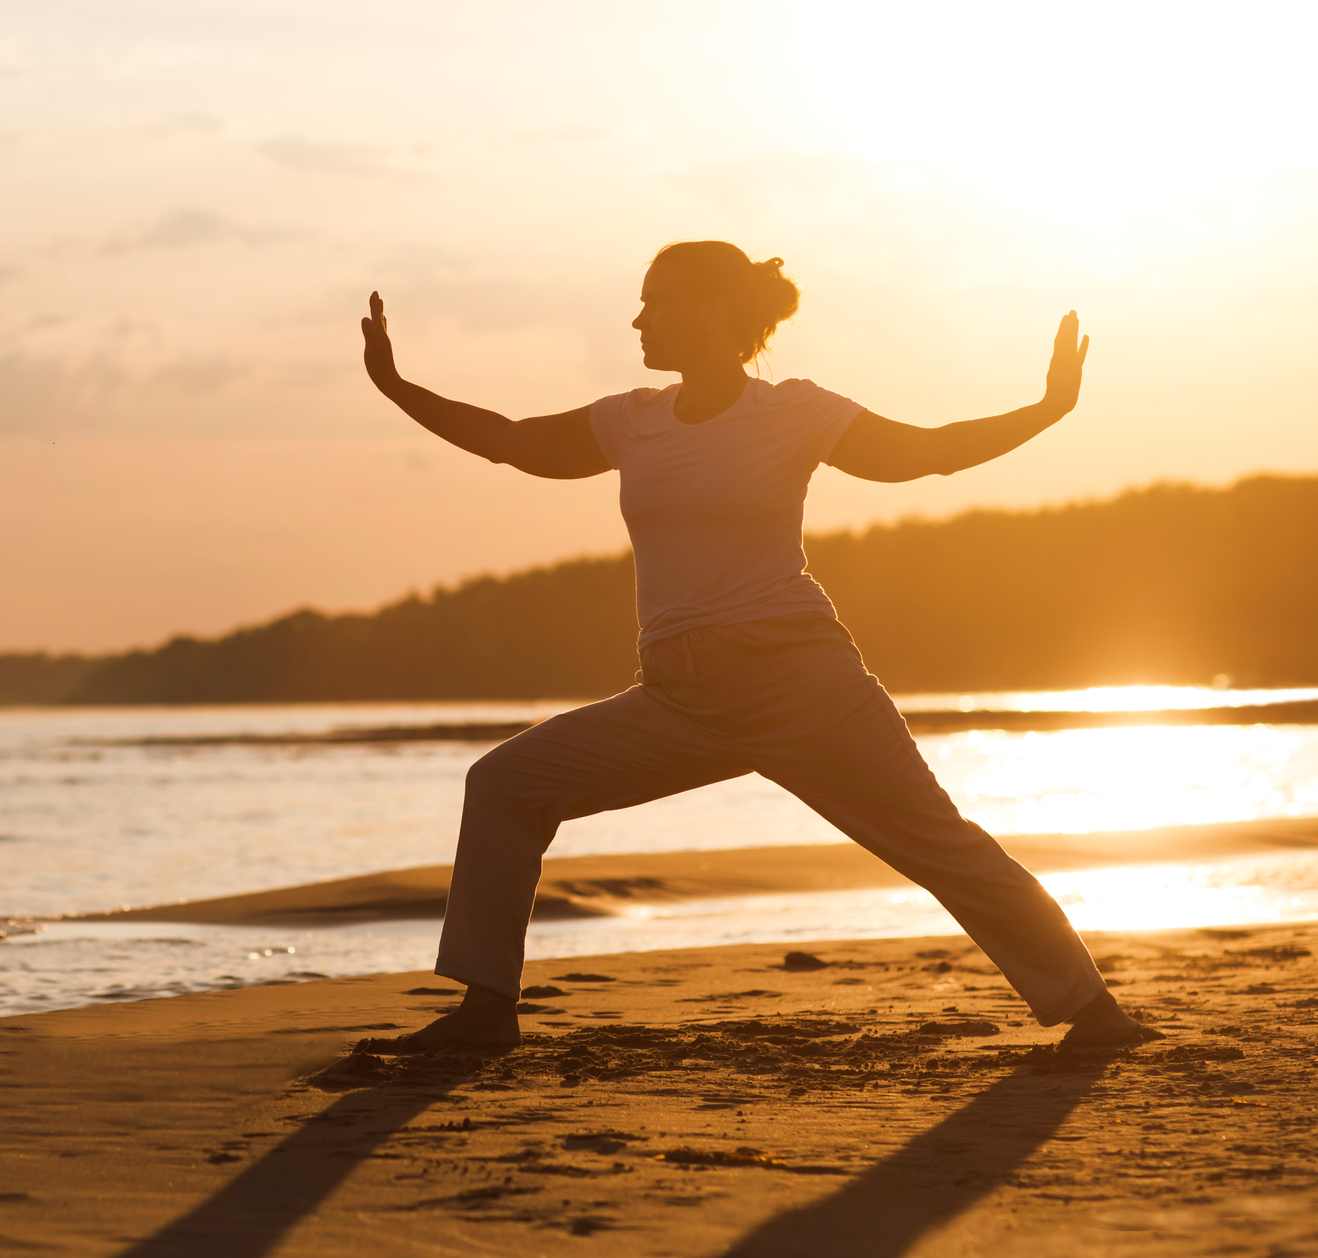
883, 452, 955, 482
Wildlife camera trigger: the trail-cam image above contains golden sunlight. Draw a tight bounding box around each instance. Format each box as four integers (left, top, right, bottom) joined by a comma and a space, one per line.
932, 723, 1318, 835
784, 2, 1318, 243
1041, 854, 1318, 932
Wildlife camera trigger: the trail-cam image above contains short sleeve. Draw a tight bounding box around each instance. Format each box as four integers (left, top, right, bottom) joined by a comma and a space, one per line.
588, 393, 628, 470
787, 379, 865, 465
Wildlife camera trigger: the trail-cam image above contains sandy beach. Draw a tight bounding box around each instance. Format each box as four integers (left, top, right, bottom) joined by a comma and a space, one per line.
61, 816, 1318, 928
8, 817, 1318, 1254
3, 920, 1317, 1257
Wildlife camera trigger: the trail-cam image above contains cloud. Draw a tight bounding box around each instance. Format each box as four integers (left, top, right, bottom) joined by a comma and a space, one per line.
381, 269, 594, 335
266, 360, 352, 390
0, 352, 124, 435
137, 111, 224, 138
140, 209, 244, 248
152, 357, 245, 396
0, 345, 251, 435
507, 127, 609, 146
100, 209, 292, 255
257, 137, 396, 176
366, 258, 639, 388
0, 57, 97, 80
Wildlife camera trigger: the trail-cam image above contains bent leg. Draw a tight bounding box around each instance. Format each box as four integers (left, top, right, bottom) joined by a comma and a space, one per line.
753, 687, 1106, 1026
436, 686, 748, 999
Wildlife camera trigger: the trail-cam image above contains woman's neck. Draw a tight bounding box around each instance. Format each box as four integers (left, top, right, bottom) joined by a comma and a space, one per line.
673, 360, 749, 425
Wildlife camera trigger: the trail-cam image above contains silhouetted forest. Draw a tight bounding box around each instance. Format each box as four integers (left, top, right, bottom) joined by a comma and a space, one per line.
0, 653, 100, 704
4, 475, 1316, 704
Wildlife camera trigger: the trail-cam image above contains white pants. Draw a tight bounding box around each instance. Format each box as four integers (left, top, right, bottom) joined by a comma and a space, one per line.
436, 613, 1106, 1026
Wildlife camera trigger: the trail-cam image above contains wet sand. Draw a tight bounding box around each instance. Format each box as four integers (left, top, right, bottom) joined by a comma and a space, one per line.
3, 923, 1317, 1256
63, 816, 1318, 927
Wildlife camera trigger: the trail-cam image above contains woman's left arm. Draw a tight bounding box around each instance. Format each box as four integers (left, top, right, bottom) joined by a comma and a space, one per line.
827, 312, 1089, 483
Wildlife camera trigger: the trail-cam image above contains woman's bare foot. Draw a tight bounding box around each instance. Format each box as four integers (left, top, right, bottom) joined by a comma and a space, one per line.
1061, 989, 1154, 1048
359, 984, 521, 1054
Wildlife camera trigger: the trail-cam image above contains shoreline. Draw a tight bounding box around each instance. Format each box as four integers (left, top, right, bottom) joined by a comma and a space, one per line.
64, 696, 1318, 747
3, 924, 1316, 1255
48, 815, 1318, 929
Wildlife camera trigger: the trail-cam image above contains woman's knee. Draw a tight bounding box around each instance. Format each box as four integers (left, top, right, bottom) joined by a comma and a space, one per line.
463, 742, 565, 847
464, 744, 521, 798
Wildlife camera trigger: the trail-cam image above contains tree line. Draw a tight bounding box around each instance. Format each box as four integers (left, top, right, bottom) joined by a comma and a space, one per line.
4, 474, 1316, 704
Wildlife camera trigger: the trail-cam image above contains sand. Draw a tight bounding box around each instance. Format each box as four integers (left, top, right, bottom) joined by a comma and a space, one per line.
62, 816, 1318, 927
3, 923, 1318, 1256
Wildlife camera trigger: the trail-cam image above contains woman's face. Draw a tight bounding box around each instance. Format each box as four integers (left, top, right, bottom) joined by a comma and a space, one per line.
632, 262, 730, 372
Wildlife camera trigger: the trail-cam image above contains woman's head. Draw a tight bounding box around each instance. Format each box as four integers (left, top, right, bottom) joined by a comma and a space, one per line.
633, 241, 800, 371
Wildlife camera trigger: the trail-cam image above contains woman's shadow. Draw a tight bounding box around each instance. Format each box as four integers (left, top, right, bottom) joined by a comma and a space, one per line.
114, 1058, 449, 1258
116, 1055, 1103, 1258
722, 1060, 1103, 1258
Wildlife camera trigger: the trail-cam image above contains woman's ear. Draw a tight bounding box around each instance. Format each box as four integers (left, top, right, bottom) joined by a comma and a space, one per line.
704, 294, 731, 334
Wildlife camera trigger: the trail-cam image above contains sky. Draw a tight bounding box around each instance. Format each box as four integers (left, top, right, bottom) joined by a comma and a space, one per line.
3, 0, 1317, 653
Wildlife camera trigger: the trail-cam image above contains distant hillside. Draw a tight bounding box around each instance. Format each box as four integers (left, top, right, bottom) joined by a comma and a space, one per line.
809, 474, 1318, 693
0, 653, 101, 705
35, 555, 641, 704
5, 474, 1317, 704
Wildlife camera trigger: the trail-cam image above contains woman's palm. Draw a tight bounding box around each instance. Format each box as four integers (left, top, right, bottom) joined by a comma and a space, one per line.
1044, 311, 1089, 416
361, 290, 399, 389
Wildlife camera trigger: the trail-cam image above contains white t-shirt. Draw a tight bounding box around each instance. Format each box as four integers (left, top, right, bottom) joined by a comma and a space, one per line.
589, 377, 864, 649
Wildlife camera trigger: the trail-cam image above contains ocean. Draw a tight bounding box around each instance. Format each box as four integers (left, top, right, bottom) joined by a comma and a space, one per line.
4, 687, 1318, 1017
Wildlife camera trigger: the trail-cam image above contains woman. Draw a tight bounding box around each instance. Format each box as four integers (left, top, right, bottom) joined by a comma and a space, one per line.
360, 241, 1142, 1050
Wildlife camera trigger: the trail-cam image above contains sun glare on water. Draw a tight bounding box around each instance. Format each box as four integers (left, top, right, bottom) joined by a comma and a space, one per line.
902, 685, 1318, 714
928, 722, 1318, 836
607, 850, 1318, 945
1042, 855, 1318, 933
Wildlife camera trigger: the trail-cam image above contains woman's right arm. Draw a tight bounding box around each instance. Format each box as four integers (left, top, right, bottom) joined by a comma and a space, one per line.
361, 291, 610, 480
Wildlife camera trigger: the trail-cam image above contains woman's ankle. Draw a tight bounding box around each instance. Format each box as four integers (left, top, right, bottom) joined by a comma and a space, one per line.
462, 983, 517, 1010
1070, 988, 1133, 1025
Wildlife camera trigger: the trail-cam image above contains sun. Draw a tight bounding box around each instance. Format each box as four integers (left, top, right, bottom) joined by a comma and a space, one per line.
772, 2, 1318, 261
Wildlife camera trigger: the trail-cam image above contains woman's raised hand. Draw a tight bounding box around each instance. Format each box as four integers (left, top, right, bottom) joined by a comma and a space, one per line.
361, 291, 400, 394
1043, 311, 1090, 417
